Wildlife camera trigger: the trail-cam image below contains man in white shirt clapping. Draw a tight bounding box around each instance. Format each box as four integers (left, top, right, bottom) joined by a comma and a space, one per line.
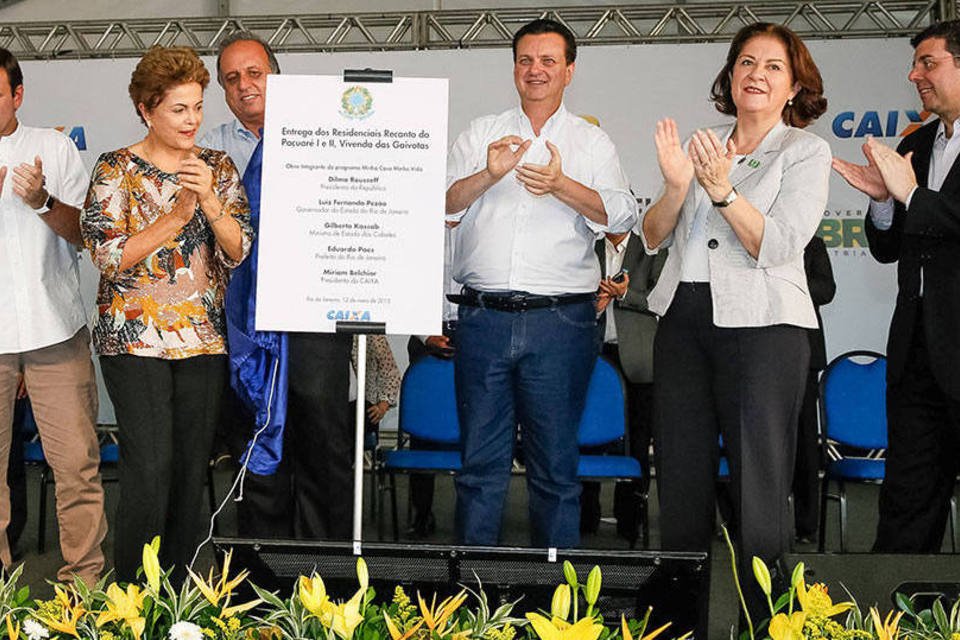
445, 19, 637, 547
0, 48, 106, 583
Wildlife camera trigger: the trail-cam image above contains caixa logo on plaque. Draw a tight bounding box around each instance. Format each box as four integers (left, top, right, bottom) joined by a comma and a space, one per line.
326, 309, 372, 322
831, 110, 932, 138
340, 86, 374, 120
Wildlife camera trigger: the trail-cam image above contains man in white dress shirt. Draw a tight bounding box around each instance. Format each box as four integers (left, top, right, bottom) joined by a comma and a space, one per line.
0, 47, 106, 582
446, 18, 637, 547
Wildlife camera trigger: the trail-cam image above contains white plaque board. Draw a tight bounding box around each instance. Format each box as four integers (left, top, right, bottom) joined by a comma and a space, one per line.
256, 74, 448, 334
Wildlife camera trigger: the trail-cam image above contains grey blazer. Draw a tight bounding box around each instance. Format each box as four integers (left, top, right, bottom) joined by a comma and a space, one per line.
640, 121, 831, 329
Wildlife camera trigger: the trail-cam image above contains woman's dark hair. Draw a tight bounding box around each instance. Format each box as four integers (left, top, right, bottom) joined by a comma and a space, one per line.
129, 46, 210, 126
709, 22, 827, 128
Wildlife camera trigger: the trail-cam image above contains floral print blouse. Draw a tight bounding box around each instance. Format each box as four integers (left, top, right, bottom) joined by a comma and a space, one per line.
82, 147, 253, 359
351, 335, 401, 406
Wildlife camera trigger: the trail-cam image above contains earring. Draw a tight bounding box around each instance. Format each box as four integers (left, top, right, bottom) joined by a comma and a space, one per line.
787, 98, 794, 107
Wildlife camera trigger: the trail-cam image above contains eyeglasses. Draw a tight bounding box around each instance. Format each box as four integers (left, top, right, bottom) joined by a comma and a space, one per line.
911, 54, 960, 72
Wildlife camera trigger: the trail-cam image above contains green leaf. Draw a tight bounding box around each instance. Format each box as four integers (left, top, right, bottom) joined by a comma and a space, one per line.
895, 592, 916, 616
933, 598, 949, 633
252, 584, 288, 610
772, 592, 791, 613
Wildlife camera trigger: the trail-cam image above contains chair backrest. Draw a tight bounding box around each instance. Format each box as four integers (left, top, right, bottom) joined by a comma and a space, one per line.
398, 356, 460, 445
577, 357, 627, 448
819, 350, 887, 450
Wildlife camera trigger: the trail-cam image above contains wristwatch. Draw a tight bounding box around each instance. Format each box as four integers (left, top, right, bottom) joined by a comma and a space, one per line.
711, 188, 738, 208
35, 192, 55, 215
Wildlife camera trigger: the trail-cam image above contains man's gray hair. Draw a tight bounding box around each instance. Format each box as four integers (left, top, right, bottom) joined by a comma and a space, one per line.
214, 30, 281, 84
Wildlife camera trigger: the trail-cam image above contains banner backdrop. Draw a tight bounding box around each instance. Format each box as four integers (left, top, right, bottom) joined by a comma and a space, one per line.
18, 38, 916, 422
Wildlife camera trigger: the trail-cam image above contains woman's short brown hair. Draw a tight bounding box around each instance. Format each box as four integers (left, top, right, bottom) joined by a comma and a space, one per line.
709, 23, 827, 129
128, 46, 210, 125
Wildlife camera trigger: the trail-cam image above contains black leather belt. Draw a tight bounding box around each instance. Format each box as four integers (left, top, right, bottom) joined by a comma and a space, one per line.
448, 288, 594, 312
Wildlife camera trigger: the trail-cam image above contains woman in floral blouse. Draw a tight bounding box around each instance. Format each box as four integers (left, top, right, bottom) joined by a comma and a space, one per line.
81, 46, 252, 583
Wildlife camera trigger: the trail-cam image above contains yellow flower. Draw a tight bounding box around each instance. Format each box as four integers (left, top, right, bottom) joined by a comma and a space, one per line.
869, 608, 904, 640
6, 614, 19, 640
796, 582, 854, 618
298, 575, 330, 617
142, 537, 162, 593
356, 558, 369, 593
768, 612, 807, 640
620, 614, 673, 640
321, 589, 364, 640
525, 614, 604, 640
97, 583, 147, 640
551, 586, 571, 621
418, 590, 468, 634
752, 557, 772, 597
383, 612, 423, 640
187, 550, 259, 616
35, 585, 85, 638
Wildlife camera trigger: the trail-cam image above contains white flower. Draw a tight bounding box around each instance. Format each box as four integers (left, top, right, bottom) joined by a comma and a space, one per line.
22, 619, 49, 640
168, 621, 203, 640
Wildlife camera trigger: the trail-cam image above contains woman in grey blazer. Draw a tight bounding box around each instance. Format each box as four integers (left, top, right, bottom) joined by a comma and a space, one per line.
638, 22, 830, 624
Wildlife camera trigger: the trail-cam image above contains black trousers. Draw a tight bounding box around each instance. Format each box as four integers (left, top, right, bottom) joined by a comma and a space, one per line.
874, 314, 960, 552
654, 283, 808, 622
792, 369, 821, 538
236, 332, 352, 540
101, 354, 226, 584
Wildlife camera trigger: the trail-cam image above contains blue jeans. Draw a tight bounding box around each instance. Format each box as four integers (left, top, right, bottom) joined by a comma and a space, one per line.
454, 300, 596, 547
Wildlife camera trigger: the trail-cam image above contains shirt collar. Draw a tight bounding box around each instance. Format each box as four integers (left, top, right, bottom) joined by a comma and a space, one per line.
516, 103, 567, 138
935, 116, 960, 143
605, 235, 628, 254
232, 118, 259, 140
0, 120, 23, 145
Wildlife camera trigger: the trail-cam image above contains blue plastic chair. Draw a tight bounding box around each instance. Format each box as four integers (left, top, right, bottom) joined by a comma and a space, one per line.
577, 357, 648, 547
381, 356, 461, 540
817, 350, 887, 552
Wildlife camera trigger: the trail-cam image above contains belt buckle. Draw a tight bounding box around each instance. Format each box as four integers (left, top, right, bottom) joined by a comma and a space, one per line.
508, 293, 528, 312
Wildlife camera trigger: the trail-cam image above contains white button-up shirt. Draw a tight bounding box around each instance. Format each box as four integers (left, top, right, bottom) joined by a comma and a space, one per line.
447, 104, 637, 295
0, 123, 89, 354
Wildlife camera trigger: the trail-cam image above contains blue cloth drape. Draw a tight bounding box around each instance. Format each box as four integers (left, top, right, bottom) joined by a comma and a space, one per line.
225, 139, 289, 474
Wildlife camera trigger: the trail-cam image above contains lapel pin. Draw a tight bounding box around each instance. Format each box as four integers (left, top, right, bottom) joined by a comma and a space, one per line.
748, 158, 761, 168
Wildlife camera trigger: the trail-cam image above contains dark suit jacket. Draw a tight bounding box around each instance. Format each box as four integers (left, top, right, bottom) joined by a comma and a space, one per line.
865, 119, 960, 399
803, 236, 836, 371
596, 234, 667, 384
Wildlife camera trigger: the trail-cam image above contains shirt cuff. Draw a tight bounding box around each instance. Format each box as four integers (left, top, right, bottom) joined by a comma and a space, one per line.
904, 185, 919, 210
867, 197, 895, 231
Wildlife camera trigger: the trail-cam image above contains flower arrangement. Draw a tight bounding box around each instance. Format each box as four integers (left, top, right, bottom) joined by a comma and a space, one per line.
0, 536, 956, 640
0, 540, 691, 640
723, 527, 959, 640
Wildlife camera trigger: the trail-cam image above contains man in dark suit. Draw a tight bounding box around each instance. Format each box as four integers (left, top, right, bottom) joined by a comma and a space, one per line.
833, 19, 960, 552
580, 230, 665, 541
793, 236, 835, 542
